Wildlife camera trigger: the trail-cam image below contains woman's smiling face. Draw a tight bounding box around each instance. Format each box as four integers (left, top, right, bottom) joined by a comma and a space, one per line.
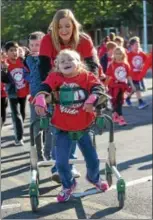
58, 18, 73, 43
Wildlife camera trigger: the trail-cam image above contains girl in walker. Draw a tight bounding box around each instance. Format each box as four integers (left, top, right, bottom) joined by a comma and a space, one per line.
34, 49, 109, 202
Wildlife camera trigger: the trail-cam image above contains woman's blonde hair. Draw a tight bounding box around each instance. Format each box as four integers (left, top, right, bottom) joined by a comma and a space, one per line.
54, 49, 88, 73
49, 9, 82, 52
113, 46, 129, 65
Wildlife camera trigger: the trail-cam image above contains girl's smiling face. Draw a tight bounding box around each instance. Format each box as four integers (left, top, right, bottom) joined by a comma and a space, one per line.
58, 18, 73, 43
58, 53, 79, 76
114, 50, 124, 62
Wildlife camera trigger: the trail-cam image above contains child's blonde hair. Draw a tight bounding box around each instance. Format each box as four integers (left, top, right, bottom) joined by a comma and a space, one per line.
106, 41, 117, 50
129, 36, 140, 46
49, 9, 86, 52
114, 36, 124, 46
113, 46, 129, 65
54, 49, 88, 73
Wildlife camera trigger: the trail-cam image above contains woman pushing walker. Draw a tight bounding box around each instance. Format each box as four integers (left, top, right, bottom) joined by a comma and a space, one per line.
38, 9, 103, 181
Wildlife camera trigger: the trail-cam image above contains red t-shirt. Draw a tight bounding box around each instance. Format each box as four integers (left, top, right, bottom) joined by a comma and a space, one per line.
107, 62, 131, 85
138, 53, 152, 80
1, 83, 7, 98
39, 33, 95, 66
43, 71, 101, 131
7, 58, 29, 97
127, 51, 147, 81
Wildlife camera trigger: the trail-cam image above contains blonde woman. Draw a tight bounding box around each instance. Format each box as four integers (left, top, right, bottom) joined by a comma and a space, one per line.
38, 9, 102, 183
39, 9, 100, 81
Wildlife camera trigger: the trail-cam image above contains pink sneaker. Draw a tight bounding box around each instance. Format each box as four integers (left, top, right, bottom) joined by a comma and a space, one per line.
94, 179, 109, 192
57, 181, 77, 202
112, 112, 119, 123
87, 176, 109, 192
118, 116, 127, 126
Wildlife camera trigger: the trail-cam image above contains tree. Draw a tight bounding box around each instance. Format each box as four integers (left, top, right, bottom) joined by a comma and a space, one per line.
1, 0, 152, 41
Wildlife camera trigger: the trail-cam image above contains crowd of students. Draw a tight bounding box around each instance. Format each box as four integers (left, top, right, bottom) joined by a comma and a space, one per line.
1, 8, 152, 202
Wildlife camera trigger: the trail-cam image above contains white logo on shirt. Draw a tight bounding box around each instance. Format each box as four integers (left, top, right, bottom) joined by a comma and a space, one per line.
114, 66, 127, 82
10, 68, 25, 89
132, 56, 143, 71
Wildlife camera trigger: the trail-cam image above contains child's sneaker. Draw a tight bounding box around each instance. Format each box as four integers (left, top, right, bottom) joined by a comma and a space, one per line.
112, 112, 119, 123
118, 116, 127, 126
138, 101, 149, 109
14, 139, 24, 146
86, 176, 109, 192
57, 181, 77, 202
126, 97, 132, 106
95, 178, 109, 192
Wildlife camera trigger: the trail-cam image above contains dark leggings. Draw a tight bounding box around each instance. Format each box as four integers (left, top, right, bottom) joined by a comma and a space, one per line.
1, 97, 8, 126
113, 90, 123, 116
9, 97, 27, 141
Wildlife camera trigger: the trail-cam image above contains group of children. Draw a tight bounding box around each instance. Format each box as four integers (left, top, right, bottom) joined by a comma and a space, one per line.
1, 32, 52, 156
99, 35, 150, 125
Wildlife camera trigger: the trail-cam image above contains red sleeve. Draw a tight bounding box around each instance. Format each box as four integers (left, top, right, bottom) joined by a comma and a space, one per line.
87, 72, 102, 91
39, 34, 52, 57
79, 35, 95, 58
43, 72, 62, 90
138, 53, 152, 80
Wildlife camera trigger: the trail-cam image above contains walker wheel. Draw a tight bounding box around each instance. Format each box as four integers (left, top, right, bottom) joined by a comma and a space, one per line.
118, 192, 125, 208
30, 196, 39, 212
106, 172, 113, 187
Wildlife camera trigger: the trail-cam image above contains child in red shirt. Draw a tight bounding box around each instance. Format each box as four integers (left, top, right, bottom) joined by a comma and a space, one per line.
107, 46, 135, 126
126, 37, 148, 109
34, 49, 109, 202
100, 41, 117, 74
3, 41, 29, 146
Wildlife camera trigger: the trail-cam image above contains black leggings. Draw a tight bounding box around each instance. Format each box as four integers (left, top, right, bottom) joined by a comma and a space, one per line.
1, 97, 8, 126
9, 97, 27, 141
114, 90, 123, 116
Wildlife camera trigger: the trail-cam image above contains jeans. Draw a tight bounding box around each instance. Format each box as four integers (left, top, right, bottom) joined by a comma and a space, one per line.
51, 127, 77, 174
55, 130, 100, 188
30, 104, 53, 157
9, 97, 26, 141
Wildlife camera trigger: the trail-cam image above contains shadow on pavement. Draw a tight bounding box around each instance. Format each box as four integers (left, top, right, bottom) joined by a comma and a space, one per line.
1, 156, 30, 164
3, 197, 88, 219
100, 154, 152, 175
117, 154, 152, 172
1, 151, 29, 160
1, 163, 30, 179
90, 206, 120, 219
1, 177, 59, 204
138, 163, 153, 170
